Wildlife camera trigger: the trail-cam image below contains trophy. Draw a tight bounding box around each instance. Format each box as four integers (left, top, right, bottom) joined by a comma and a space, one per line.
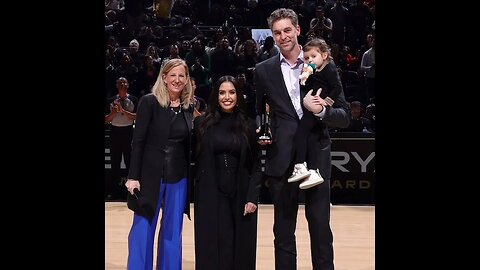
257, 94, 272, 141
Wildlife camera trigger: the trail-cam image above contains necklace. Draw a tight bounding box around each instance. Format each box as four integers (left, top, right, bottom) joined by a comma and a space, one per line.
170, 106, 182, 115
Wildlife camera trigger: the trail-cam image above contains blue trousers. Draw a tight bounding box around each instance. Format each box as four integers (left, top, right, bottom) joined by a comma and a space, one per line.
127, 178, 187, 270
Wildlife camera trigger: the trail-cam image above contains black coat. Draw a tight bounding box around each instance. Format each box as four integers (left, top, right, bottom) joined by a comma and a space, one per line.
304, 61, 344, 102
254, 53, 350, 269
127, 93, 194, 221
254, 56, 350, 177
193, 114, 262, 270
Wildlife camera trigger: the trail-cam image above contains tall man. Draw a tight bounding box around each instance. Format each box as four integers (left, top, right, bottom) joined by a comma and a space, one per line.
254, 8, 350, 270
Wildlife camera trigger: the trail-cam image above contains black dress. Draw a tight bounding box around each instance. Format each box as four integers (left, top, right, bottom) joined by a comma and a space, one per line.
193, 111, 263, 270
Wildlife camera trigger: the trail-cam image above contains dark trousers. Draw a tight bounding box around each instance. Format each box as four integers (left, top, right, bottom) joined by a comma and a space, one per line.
267, 158, 334, 270
293, 112, 318, 167
108, 125, 133, 197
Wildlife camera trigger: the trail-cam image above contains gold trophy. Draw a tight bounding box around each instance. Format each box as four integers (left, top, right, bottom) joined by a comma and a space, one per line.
257, 94, 272, 141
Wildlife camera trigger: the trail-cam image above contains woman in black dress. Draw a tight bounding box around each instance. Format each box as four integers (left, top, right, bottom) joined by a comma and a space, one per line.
193, 75, 263, 270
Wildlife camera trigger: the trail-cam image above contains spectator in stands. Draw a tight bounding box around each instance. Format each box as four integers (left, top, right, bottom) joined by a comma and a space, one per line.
330, 0, 349, 47
128, 39, 144, 69
364, 102, 375, 132
170, 0, 194, 20
124, 0, 145, 36
237, 39, 260, 82
193, 75, 262, 270
178, 39, 192, 59
357, 33, 374, 61
338, 101, 372, 132
105, 77, 138, 200
210, 37, 238, 84
207, 28, 233, 57
360, 34, 375, 103
105, 0, 124, 11
152, 26, 167, 48
190, 77, 207, 117
225, 4, 245, 27
134, 55, 159, 97
236, 70, 256, 119
284, 0, 313, 44
254, 8, 350, 270
185, 37, 212, 100
145, 45, 162, 69
206, 3, 227, 26
160, 44, 181, 68
115, 53, 138, 90
234, 27, 255, 56
137, 26, 160, 53
179, 17, 201, 41
105, 9, 118, 30
244, 0, 266, 28
259, 36, 279, 61
348, 0, 374, 52
105, 36, 120, 65
315, 0, 333, 18
344, 45, 360, 70
307, 6, 332, 44
289, 38, 349, 189
124, 59, 194, 270
207, 27, 227, 49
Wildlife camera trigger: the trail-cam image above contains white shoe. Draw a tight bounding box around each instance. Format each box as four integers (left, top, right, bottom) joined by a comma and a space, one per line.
299, 169, 324, 189
288, 163, 311, 183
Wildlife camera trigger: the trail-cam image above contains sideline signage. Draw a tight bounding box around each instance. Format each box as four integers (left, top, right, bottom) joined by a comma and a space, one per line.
330, 133, 375, 205
105, 130, 375, 204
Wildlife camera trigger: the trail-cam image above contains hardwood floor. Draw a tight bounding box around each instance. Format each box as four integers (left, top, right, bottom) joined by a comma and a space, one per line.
105, 203, 374, 270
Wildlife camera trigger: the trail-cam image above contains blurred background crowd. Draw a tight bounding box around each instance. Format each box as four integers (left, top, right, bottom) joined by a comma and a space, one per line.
105, 0, 376, 200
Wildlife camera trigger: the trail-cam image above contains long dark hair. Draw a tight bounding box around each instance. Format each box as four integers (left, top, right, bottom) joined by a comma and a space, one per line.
197, 76, 255, 160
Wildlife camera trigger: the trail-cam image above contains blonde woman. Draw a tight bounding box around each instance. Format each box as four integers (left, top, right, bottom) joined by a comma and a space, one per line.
124, 58, 194, 270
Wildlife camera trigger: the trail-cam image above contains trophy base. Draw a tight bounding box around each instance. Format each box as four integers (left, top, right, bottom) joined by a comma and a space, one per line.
258, 135, 271, 141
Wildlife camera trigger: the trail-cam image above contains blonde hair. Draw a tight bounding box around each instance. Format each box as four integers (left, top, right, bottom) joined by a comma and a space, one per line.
151, 58, 193, 109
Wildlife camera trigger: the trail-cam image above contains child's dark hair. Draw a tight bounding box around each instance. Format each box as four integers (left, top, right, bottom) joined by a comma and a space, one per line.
303, 38, 333, 62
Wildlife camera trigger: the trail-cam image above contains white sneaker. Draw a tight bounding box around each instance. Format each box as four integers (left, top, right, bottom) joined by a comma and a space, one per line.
288, 163, 311, 183
299, 169, 324, 189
